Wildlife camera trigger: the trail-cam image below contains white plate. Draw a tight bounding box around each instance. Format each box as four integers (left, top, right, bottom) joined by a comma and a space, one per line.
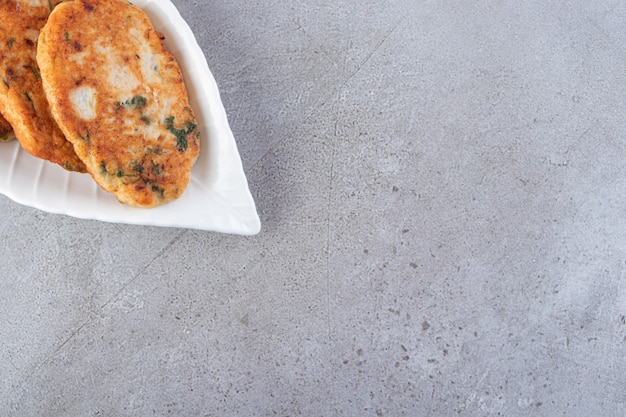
0, 0, 261, 235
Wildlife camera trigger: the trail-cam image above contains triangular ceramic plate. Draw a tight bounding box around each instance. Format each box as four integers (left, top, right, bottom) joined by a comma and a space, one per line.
0, 0, 261, 235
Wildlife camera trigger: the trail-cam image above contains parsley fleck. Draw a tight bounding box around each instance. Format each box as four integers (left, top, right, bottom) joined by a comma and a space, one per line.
122, 95, 147, 109
24, 91, 35, 112
79, 129, 90, 143
164, 116, 197, 152
151, 160, 162, 176
29, 65, 41, 80
151, 184, 165, 198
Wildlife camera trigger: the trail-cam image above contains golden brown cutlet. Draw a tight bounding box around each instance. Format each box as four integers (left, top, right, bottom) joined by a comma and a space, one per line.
38, 0, 200, 207
0, 0, 86, 171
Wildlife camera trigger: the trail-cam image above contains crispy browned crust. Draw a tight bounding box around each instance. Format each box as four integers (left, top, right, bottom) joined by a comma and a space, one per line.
38, 0, 200, 207
0, 0, 86, 171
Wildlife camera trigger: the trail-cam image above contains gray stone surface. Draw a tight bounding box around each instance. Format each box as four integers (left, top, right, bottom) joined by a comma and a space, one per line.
1, 0, 626, 415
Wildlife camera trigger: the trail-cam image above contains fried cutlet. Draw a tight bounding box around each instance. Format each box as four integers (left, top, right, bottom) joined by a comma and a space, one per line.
0, 0, 86, 171
38, 0, 200, 208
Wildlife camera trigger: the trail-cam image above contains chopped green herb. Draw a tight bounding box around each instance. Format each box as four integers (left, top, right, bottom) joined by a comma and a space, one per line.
7, 38, 15, 49
79, 129, 90, 143
100, 160, 107, 175
164, 116, 196, 152
177, 133, 188, 151
64, 162, 73, 170
151, 184, 165, 198
2, 79, 8, 88
64, 32, 70, 41
0, 134, 8, 142
24, 91, 35, 112
133, 163, 144, 174
116, 170, 125, 178
122, 95, 147, 109
145, 145, 162, 155
151, 160, 162, 175
29, 65, 41, 80
140, 115, 151, 125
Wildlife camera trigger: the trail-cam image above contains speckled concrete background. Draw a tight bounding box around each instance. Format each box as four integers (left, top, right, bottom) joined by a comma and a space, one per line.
2, 0, 626, 416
